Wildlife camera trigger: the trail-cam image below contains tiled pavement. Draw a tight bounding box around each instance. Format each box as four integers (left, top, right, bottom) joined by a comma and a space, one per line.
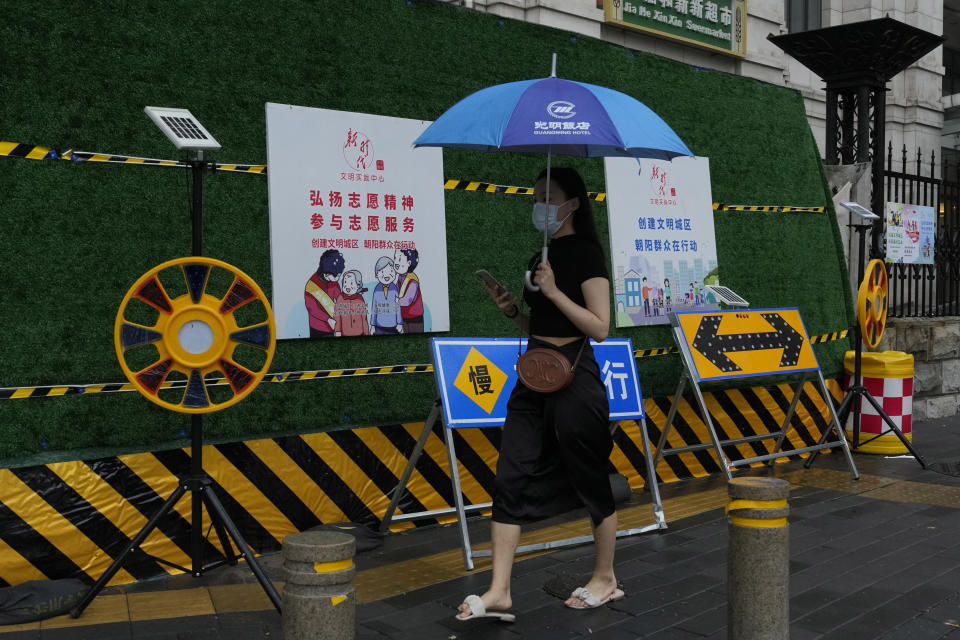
3, 418, 960, 639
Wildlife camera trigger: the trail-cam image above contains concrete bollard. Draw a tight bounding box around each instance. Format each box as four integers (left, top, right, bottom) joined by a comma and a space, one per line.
282, 530, 356, 640
726, 477, 790, 640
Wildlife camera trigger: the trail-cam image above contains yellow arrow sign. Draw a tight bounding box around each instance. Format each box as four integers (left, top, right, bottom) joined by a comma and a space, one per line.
674, 309, 819, 381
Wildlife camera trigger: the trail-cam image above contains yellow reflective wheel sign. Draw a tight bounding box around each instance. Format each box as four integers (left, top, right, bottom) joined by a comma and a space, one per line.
857, 259, 888, 349
114, 257, 276, 413
673, 308, 819, 382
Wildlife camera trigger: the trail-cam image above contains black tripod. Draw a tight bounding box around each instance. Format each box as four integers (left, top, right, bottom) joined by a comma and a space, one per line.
807, 221, 925, 469
71, 157, 282, 617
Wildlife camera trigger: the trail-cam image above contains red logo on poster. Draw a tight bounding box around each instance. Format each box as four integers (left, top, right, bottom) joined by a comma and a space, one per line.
650, 165, 671, 197
343, 128, 375, 171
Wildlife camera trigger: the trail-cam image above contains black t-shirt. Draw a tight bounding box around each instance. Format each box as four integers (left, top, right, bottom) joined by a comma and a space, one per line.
523, 234, 609, 337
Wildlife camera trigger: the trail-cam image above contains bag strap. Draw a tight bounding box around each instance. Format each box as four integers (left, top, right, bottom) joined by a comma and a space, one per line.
569, 336, 588, 372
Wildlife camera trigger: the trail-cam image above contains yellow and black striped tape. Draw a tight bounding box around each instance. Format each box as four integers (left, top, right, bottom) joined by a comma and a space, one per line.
0, 365, 435, 400
5, 141, 830, 211
441, 179, 606, 201
0, 329, 850, 399
63, 150, 183, 167
0, 141, 56, 160
810, 329, 848, 344
63, 150, 268, 174
0, 378, 842, 587
713, 203, 826, 213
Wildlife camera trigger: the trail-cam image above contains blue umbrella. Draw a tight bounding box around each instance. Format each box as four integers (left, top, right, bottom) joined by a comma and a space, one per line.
414, 56, 693, 289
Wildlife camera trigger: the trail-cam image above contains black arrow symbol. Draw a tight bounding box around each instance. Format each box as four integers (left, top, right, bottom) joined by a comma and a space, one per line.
691, 313, 805, 373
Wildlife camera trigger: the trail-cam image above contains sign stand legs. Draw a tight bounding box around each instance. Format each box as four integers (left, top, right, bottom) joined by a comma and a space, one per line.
655, 358, 859, 480
72, 414, 282, 617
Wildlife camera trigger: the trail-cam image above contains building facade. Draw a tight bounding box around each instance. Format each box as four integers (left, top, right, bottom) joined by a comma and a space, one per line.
446, 0, 950, 173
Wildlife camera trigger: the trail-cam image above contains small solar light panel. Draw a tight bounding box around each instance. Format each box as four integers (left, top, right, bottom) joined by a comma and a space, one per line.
838, 201, 880, 220
144, 107, 221, 151
706, 285, 749, 307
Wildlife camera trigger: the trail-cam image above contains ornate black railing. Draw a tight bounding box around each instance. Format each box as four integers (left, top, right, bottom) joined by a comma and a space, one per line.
882, 142, 960, 317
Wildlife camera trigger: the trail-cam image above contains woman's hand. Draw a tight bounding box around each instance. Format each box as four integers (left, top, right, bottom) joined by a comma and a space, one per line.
533, 260, 558, 299
483, 282, 516, 313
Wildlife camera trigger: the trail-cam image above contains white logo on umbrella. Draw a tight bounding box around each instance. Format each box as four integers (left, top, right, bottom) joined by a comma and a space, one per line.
547, 101, 576, 119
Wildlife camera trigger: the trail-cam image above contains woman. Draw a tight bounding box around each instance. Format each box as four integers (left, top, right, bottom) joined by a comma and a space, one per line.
457, 167, 621, 621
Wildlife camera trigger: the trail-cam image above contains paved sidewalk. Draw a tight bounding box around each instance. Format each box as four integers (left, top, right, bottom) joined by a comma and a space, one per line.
3, 418, 960, 639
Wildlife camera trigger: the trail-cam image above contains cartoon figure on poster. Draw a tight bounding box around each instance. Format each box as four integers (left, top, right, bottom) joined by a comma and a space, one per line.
885, 202, 935, 266
304, 249, 344, 338
266, 103, 450, 340
604, 156, 720, 328
395, 248, 425, 333
370, 255, 403, 335
334, 270, 369, 336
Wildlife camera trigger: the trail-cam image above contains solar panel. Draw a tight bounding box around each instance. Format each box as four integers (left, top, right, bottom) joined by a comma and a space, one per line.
705, 285, 749, 307
144, 107, 221, 151
838, 201, 880, 220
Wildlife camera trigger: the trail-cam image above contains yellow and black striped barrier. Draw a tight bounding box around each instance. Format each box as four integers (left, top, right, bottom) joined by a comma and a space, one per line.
0, 378, 840, 588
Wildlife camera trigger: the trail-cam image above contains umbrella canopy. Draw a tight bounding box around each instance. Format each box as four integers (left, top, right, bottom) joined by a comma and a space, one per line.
413, 75, 693, 160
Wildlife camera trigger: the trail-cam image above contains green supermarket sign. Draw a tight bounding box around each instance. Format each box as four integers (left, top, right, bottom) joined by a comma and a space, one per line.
604, 0, 746, 57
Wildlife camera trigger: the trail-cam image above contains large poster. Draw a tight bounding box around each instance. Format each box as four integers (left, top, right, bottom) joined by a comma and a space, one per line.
266, 103, 450, 339
885, 202, 935, 265
604, 156, 718, 327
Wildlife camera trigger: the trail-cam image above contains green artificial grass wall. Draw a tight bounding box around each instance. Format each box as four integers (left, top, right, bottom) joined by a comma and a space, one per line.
0, 0, 853, 463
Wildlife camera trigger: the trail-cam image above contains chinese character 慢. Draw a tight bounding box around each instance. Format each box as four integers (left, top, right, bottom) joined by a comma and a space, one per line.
469, 365, 494, 395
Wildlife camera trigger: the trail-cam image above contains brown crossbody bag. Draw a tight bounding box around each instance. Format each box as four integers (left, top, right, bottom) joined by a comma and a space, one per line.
515, 316, 588, 393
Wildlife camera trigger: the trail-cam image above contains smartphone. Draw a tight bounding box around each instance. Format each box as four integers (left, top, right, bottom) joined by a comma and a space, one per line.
474, 269, 507, 295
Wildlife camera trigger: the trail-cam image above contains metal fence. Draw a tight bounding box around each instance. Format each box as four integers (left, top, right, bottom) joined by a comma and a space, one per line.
882, 142, 960, 317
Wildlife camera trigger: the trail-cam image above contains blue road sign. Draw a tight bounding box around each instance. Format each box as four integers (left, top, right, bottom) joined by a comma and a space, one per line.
431, 337, 645, 428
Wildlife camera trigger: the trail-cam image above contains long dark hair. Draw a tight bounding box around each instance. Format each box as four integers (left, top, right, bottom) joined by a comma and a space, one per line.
536, 166, 601, 248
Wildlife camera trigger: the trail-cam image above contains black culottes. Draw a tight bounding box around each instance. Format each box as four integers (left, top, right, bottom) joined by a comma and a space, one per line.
492, 338, 615, 527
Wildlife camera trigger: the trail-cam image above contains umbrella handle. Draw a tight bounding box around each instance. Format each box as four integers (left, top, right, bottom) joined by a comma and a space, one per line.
524, 270, 539, 292
524, 247, 547, 292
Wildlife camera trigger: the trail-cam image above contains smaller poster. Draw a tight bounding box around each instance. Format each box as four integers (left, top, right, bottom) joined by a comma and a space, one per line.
604, 155, 719, 328
885, 202, 935, 265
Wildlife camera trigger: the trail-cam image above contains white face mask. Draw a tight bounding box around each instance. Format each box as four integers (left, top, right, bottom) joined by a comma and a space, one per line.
532, 199, 574, 235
